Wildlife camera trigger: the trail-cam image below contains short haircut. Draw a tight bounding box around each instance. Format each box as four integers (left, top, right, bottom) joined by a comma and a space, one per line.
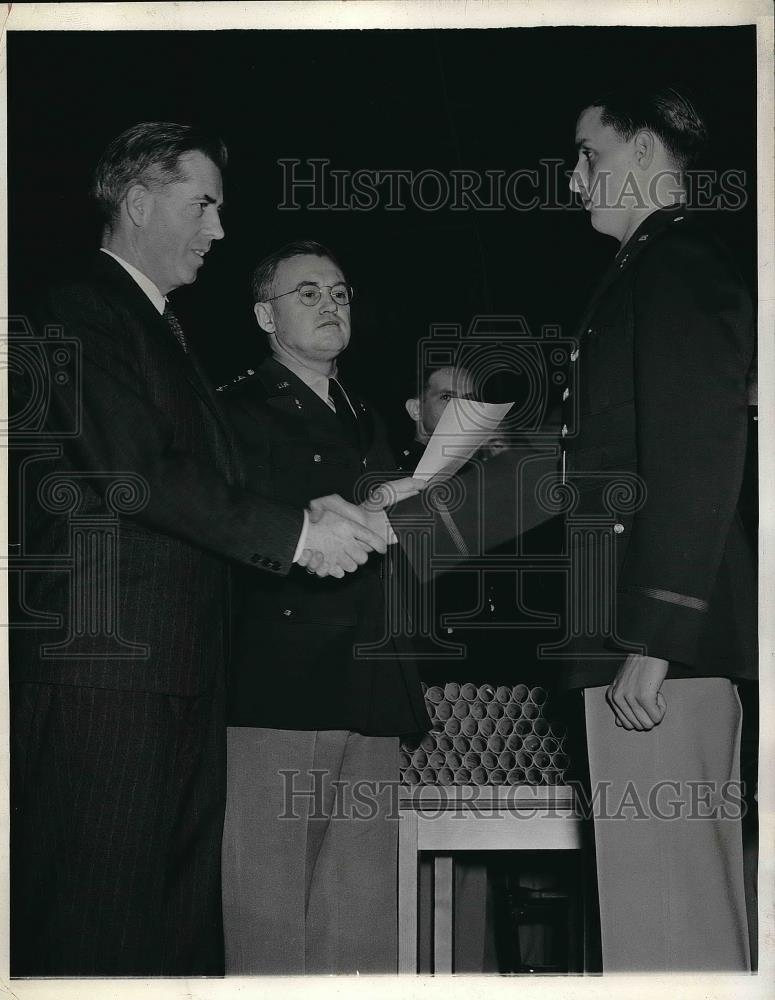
93, 122, 228, 229
587, 85, 708, 169
250, 239, 343, 303
406, 362, 469, 402
420, 364, 458, 395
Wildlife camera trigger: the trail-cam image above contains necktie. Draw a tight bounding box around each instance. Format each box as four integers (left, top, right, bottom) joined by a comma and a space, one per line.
328, 377, 359, 449
163, 304, 188, 353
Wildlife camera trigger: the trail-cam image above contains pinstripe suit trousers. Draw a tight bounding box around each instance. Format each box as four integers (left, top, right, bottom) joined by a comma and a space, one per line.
10, 680, 226, 976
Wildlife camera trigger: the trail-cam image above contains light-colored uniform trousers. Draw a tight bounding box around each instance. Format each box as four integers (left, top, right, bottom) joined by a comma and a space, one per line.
222, 726, 399, 975
584, 677, 750, 971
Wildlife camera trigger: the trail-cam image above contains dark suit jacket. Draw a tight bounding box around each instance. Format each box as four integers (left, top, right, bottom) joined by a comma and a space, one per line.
221, 357, 430, 736
11, 252, 303, 696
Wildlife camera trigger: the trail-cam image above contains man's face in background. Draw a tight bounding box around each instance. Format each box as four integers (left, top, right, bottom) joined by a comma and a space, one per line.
406, 366, 475, 443
256, 254, 352, 369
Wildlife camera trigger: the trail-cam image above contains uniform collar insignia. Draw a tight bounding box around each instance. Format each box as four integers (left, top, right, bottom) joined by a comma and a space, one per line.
216, 368, 257, 392
616, 204, 688, 266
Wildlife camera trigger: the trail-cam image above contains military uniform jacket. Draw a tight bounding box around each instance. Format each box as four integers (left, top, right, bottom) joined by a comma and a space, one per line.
558, 204, 757, 689
221, 357, 431, 736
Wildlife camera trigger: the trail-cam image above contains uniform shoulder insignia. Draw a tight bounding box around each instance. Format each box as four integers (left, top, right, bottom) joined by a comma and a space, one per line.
216, 368, 257, 392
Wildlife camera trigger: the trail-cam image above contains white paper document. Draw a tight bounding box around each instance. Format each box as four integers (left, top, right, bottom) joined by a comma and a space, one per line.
412, 398, 514, 483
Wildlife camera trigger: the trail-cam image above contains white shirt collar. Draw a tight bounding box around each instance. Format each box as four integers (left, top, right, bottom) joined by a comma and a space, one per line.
100, 248, 167, 315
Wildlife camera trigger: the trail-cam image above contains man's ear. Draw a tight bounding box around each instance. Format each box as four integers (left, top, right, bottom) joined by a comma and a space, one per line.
254, 301, 275, 334
405, 397, 420, 422
125, 183, 153, 228
633, 129, 656, 169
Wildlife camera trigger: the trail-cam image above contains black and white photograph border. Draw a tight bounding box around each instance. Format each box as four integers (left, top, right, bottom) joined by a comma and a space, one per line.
1, 2, 773, 999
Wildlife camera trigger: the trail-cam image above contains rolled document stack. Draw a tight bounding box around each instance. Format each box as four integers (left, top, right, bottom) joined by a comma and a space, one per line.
401, 683, 570, 786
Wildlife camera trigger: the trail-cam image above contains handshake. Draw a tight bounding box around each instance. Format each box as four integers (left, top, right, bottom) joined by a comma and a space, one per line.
296, 476, 423, 578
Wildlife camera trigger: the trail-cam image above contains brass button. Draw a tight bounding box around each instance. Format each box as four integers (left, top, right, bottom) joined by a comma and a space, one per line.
613, 523, 625, 534
313, 454, 322, 463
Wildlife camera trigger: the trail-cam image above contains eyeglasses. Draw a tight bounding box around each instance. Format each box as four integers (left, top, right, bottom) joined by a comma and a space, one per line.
265, 282, 354, 307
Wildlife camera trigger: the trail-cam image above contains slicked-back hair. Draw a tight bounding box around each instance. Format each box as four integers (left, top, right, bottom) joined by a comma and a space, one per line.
587, 86, 708, 170
251, 239, 343, 304
93, 121, 228, 229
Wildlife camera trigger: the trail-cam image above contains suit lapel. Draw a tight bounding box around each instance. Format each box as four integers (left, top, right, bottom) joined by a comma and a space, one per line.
93, 253, 235, 445
574, 255, 625, 338
252, 359, 377, 462
256, 358, 369, 453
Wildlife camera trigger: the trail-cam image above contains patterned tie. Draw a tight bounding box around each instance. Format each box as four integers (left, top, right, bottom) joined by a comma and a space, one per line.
328, 377, 359, 449
163, 303, 188, 353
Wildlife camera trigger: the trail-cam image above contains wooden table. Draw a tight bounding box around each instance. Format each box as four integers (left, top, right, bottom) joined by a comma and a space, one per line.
398, 784, 584, 974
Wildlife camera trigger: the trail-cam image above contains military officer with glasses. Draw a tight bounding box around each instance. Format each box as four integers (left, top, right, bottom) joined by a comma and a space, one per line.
218, 239, 428, 975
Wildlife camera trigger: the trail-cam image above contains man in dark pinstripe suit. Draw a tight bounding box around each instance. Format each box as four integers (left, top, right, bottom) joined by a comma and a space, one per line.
9, 123, 387, 977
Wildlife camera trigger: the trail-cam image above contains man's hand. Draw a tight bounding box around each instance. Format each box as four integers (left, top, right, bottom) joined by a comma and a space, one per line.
316, 495, 395, 544
309, 493, 370, 524
309, 492, 392, 542
310, 478, 423, 518
606, 654, 669, 731
298, 500, 387, 579
309, 481, 422, 548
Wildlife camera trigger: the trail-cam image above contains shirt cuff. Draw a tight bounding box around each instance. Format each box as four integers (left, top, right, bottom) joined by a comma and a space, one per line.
292, 509, 310, 563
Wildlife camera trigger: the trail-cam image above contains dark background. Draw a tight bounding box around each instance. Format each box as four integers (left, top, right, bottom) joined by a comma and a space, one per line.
8, 25, 757, 444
